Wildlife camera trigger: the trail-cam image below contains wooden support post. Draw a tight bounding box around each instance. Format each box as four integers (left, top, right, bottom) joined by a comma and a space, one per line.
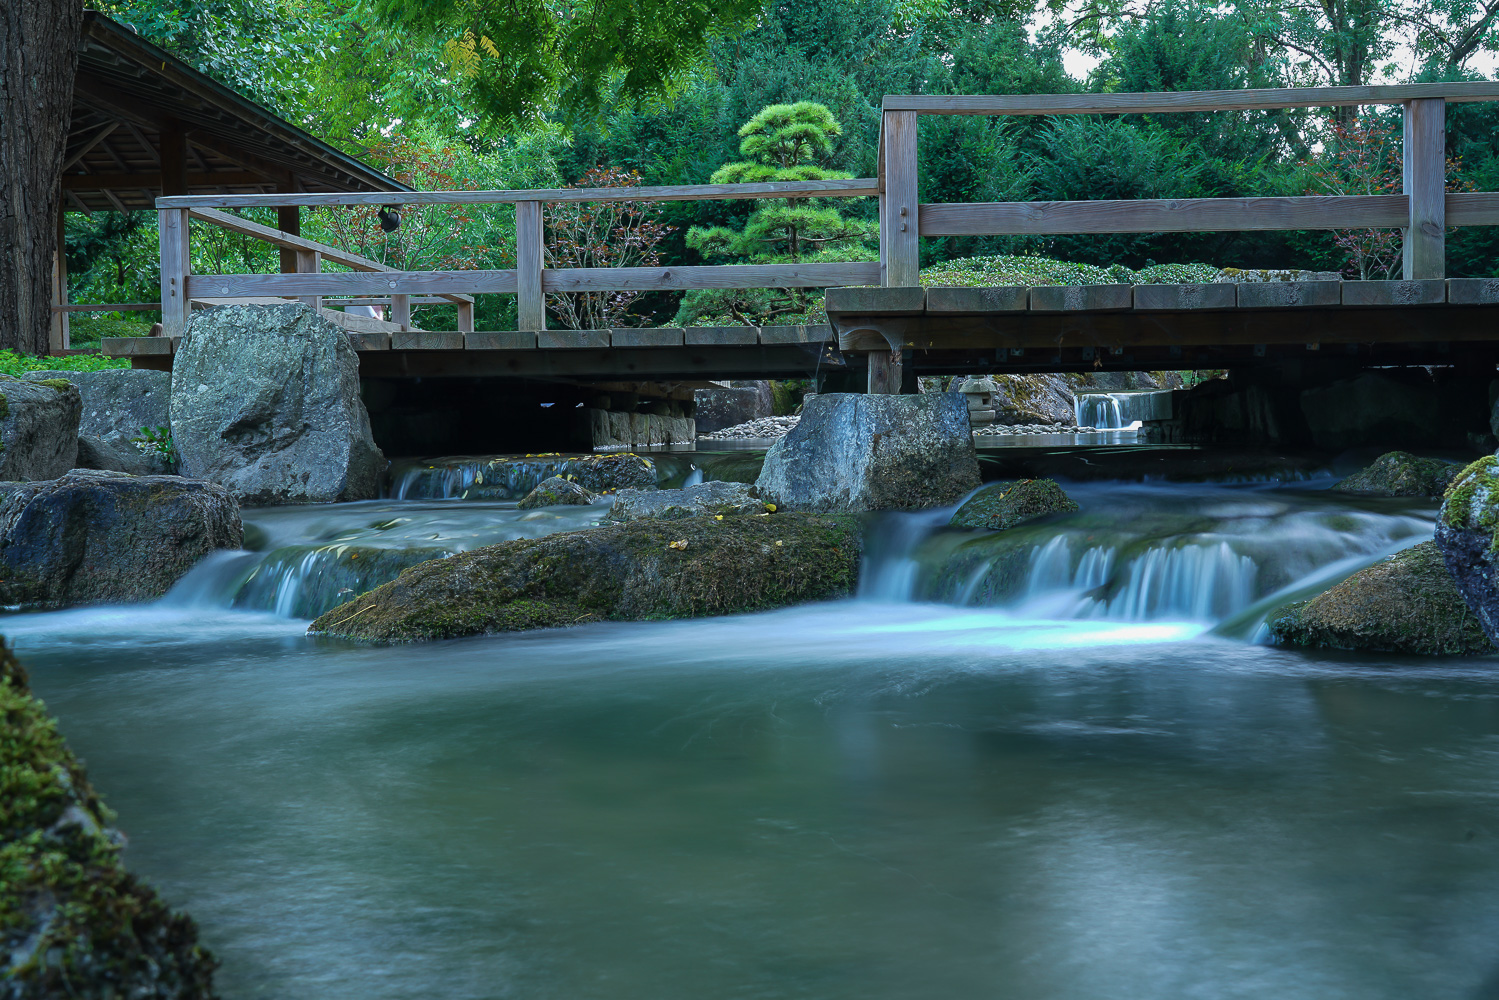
516, 200, 545, 331
391, 294, 411, 331
295, 249, 320, 310
158, 208, 191, 336
868, 349, 903, 394
276, 174, 301, 275
456, 299, 475, 332
158, 119, 187, 197
50, 203, 69, 354
1403, 98, 1446, 279
880, 110, 919, 289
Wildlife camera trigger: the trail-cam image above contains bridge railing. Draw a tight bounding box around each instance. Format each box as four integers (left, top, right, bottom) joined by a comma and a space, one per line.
877, 81, 1499, 288
154, 179, 880, 336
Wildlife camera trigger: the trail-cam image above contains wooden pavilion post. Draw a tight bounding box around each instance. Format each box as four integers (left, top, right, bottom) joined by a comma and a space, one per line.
1402, 98, 1446, 279
872, 109, 918, 393
50, 202, 69, 353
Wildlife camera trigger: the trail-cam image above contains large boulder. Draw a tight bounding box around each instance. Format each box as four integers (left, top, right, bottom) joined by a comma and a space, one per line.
22, 368, 173, 475
694, 381, 773, 434
170, 304, 385, 504
950, 479, 1078, 530
1436, 455, 1499, 645
607, 480, 766, 522
0, 644, 219, 997
1267, 541, 1493, 656
0, 376, 80, 481
755, 393, 981, 512
0, 469, 241, 608
518, 476, 597, 508
1331, 450, 1462, 497
309, 512, 862, 642
971, 374, 1076, 426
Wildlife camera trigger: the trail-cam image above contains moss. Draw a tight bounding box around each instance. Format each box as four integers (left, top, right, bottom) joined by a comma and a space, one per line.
1332, 451, 1461, 497
516, 476, 596, 509
0, 641, 218, 994
950, 479, 1079, 530
1441, 456, 1499, 533
1266, 541, 1494, 656
31, 378, 74, 393
309, 512, 862, 643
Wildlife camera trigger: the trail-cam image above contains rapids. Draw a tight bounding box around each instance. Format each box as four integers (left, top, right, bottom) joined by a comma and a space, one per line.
8, 460, 1499, 1000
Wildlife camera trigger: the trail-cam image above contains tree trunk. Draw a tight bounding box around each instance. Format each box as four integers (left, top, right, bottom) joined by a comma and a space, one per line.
0, 0, 83, 356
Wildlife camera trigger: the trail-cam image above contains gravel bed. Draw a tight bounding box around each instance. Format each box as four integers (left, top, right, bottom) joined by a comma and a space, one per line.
974, 424, 1137, 435
699, 415, 800, 440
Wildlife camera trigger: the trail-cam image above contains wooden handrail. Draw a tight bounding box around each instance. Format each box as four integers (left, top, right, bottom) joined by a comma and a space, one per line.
883, 82, 1499, 115
52, 302, 158, 312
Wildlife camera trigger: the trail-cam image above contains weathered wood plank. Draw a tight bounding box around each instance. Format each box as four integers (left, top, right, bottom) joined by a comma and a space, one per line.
1445, 192, 1499, 225
1447, 278, 1499, 304
52, 302, 159, 312
1404, 98, 1447, 279
1235, 281, 1341, 308
610, 328, 685, 347
1029, 284, 1133, 311
392, 331, 463, 350
158, 208, 190, 336
920, 196, 1407, 236
1342, 280, 1446, 306
868, 350, 901, 393
825, 286, 925, 313
102, 336, 173, 356
516, 200, 545, 332
882, 82, 1499, 115
882, 111, 920, 287
541, 262, 880, 292
158, 179, 880, 209
926, 286, 1028, 313
1133, 284, 1237, 310
760, 325, 833, 344
346, 332, 391, 351
538, 329, 610, 349
685, 326, 758, 346
185, 271, 519, 297
355, 344, 852, 380
466, 332, 536, 350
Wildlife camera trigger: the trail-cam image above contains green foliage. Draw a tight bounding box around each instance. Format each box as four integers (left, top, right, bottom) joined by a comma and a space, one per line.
0, 351, 127, 376
919, 255, 1221, 287
131, 426, 178, 465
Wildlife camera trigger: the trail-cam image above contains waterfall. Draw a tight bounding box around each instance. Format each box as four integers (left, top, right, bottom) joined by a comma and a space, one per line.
1074, 390, 1173, 430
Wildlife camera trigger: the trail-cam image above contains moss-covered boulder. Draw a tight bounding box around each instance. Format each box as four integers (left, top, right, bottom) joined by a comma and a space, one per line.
1, 642, 218, 995
309, 512, 861, 642
607, 481, 767, 522
1267, 541, 1493, 655
517, 475, 597, 508
950, 479, 1079, 530
1435, 455, 1499, 645
1331, 451, 1462, 497
0, 375, 81, 482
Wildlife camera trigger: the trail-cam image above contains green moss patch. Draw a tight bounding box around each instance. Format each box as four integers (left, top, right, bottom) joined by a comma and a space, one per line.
1332, 451, 1461, 497
310, 512, 862, 642
0, 641, 218, 993
1266, 541, 1494, 656
950, 479, 1079, 530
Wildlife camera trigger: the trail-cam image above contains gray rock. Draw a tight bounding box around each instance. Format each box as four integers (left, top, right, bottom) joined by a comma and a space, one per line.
518, 475, 597, 508
170, 304, 385, 503
755, 393, 981, 512
961, 374, 1075, 425
0, 376, 80, 481
695, 380, 772, 434
950, 479, 1079, 530
22, 368, 173, 475
1331, 450, 1461, 497
1436, 456, 1499, 646
0, 469, 241, 608
607, 480, 766, 522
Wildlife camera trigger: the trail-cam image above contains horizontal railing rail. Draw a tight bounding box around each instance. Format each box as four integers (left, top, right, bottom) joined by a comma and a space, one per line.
881, 82, 1499, 115
52, 302, 159, 312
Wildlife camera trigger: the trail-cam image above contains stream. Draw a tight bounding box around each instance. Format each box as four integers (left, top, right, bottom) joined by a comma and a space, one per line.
9, 453, 1499, 1000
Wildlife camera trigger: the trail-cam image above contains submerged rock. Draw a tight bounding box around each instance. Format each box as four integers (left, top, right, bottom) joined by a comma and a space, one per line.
1331, 451, 1461, 497
170, 304, 385, 503
0, 469, 241, 608
607, 481, 766, 522
1266, 541, 1493, 656
564, 453, 658, 494
233, 543, 452, 619
309, 512, 861, 642
950, 479, 1079, 530
1435, 455, 1499, 645
0, 642, 219, 996
518, 476, 597, 508
22, 368, 173, 475
0, 375, 81, 481
756, 393, 981, 512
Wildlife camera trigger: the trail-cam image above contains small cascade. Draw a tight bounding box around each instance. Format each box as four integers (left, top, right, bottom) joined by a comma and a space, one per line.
1074, 390, 1173, 430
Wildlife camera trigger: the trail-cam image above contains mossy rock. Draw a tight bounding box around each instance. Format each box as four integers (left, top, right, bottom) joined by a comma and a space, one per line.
950, 479, 1079, 530
517, 475, 597, 509
607, 481, 767, 522
309, 512, 862, 642
1266, 541, 1494, 656
1331, 450, 1462, 497
0, 641, 218, 994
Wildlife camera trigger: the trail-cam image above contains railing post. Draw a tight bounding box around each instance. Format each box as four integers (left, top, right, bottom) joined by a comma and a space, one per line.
1403, 98, 1446, 279
516, 200, 545, 331
391, 294, 411, 331
874, 110, 918, 392
158, 207, 191, 337
295, 249, 320, 311
456, 299, 475, 333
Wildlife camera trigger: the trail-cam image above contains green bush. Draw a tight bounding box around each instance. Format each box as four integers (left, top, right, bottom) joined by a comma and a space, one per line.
0, 351, 129, 377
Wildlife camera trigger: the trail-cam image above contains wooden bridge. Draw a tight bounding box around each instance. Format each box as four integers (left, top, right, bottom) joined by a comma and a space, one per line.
107, 81, 1499, 391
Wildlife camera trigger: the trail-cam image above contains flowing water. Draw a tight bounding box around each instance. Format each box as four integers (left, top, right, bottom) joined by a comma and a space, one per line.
1074, 390, 1174, 430
11, 466, 1499, 1000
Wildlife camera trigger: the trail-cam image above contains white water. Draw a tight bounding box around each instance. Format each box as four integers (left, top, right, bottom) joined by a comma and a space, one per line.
1075, 390, 1173, 430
